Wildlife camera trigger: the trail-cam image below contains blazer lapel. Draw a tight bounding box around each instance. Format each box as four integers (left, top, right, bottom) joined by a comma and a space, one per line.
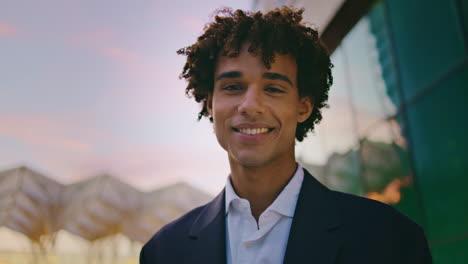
283, 169, 343, 264
187, 189, 227, 264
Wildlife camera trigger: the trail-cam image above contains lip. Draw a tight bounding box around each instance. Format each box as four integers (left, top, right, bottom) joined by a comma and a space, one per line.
232, 122, 275, 129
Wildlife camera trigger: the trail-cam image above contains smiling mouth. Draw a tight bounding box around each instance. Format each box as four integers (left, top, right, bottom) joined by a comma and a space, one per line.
232, 127, 275, 135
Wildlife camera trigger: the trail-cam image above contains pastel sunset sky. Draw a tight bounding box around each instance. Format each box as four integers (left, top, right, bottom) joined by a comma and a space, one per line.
0, 0, 395, 195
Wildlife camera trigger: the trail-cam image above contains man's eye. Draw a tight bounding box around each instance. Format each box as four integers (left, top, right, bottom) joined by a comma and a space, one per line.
265, 86, 285, 93
222, 84, 241, 91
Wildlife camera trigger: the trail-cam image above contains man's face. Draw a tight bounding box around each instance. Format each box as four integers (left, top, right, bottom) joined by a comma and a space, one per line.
207, 44, 313, 168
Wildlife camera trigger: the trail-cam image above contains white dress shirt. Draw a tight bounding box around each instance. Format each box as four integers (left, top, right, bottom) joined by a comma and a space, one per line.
225, 164, 304, 264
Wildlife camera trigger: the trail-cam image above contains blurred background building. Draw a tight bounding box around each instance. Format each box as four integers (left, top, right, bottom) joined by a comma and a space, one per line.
1, 0, 467, 263
0, 166, 212, 263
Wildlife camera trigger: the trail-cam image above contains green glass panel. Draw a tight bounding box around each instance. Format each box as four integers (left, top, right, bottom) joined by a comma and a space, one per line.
431, 238, 468, 264
407, 65, 468, 242
386, 0, 466, 100
461, 0, 468, 40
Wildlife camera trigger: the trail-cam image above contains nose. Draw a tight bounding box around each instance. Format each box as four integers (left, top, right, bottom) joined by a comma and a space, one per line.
237, 85, 266, 116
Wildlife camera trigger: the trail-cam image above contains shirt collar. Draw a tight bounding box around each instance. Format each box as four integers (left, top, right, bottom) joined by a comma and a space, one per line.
225, 174, 239, 215
225, 164, 304, 217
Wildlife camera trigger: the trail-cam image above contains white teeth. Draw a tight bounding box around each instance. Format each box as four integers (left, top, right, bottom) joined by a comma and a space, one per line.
238, 128, 269, 135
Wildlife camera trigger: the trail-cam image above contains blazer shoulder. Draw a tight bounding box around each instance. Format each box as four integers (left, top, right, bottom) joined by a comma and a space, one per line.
140, 203, 208, 263
329, 190, 432, 262
146, 203, 207, 244
331, 190, 422, 230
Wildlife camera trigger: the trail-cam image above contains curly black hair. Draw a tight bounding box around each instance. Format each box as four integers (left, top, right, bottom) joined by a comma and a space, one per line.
177, 6, 333, 141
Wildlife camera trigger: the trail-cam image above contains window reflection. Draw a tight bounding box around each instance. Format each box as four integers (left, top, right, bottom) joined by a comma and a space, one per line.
298, 5, 415, 208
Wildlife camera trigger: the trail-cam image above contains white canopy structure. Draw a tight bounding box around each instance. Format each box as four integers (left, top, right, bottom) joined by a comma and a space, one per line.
0, 166, 63, 243
59, 174, 143, 241
0, 166, 213, 246
122, 182, 213, 243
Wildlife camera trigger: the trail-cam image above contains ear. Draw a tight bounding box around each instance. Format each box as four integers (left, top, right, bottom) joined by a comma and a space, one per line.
207, 93, 213, 116
297, 96, 314, 123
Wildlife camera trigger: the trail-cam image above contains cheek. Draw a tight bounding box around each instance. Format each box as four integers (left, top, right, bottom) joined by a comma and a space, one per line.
277, 107, 300, 137
278, 104, 299, 125
211, 109, 230, 148
212, 98, 235, 128
284, 121, 298, 137
212, 113, 223, 133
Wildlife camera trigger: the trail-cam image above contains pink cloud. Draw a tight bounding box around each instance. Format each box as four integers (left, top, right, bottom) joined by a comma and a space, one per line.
99, 45, 157, 78
101, 46, 140, 63
0, 111, 227, 195
22, 142, 228, 196
68, 29, 190, 121
0, 112, 93, 153
68, 26, 194, 123
64, 142, 228, 194
69, 29, 161, 76
0, 22, 20, 37
0, 112, 226, 193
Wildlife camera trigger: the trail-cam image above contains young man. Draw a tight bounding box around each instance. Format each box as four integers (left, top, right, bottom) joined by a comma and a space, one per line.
140, 7, 432, 264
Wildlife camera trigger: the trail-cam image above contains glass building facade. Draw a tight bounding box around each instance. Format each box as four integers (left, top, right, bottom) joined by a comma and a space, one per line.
290, 0, 468, 262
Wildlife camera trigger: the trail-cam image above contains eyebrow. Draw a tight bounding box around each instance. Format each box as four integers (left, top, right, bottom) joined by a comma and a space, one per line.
216, 71, 242, 81
263, 72, 293, 86
215, 71, 293, 86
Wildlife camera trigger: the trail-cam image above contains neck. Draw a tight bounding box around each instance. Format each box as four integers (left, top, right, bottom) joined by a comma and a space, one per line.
228, 155, 298, 222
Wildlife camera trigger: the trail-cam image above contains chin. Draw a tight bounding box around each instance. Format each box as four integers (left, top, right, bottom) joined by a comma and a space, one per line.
230, 152, 272, 168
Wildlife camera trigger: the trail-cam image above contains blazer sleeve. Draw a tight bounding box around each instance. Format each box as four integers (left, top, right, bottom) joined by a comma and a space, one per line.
139, 245, 148, 264
415, 226, 433, 264
140, 241, 158, 264
139, 230, 163, 264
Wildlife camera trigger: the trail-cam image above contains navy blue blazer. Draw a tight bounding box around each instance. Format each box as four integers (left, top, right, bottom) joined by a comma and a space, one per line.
140, 169, 432, 263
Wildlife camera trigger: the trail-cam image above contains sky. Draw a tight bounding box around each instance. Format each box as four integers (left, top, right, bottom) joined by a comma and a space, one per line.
0, 0, 255, 194
0, 0, 396, 195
